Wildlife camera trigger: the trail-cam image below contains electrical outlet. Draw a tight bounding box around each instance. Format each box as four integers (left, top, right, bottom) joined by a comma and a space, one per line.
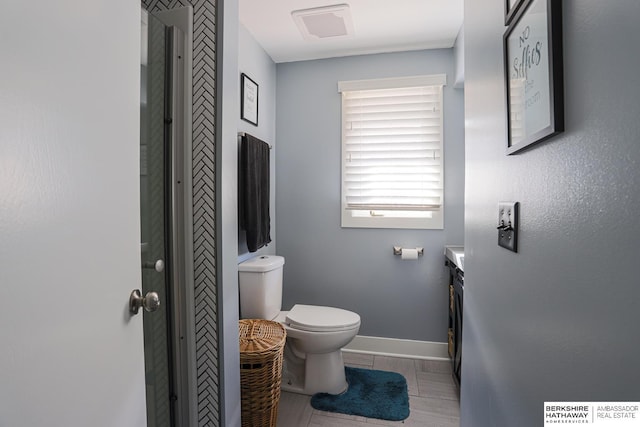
497, 202, 518, 252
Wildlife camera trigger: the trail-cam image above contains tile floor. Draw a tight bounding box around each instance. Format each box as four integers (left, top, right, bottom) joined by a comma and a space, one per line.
276, 352, 460, 427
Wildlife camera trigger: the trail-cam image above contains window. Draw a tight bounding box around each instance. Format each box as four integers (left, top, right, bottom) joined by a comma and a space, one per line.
339, 75, 446, 229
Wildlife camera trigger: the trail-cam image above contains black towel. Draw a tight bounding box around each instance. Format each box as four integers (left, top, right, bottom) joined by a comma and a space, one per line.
239, 134, 271, 252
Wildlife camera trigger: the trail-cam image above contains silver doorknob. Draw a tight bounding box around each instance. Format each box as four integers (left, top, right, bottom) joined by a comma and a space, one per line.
143, 259, 165, 272
129, 289, 161, 315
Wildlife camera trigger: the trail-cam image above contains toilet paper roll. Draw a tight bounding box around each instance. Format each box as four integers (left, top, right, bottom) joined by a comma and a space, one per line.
401, 248, 419, 260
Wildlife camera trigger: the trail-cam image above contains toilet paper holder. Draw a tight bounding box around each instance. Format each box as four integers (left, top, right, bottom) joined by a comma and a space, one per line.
393, 246, 424, 256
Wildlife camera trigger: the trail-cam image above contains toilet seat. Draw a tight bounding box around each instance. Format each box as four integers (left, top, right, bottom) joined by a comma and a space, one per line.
285, 304, 360, 332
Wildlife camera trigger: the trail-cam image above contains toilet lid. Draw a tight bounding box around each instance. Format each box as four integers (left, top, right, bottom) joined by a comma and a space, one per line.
285, 304, 360, 332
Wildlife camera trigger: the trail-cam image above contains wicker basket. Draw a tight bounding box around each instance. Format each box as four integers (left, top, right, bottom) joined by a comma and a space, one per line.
239, 319, 287, 427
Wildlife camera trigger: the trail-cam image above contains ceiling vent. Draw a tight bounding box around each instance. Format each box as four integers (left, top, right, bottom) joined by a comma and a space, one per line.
291, 4, 354, 41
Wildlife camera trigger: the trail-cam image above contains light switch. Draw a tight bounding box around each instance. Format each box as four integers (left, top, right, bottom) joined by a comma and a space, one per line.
497, 202, 518, 252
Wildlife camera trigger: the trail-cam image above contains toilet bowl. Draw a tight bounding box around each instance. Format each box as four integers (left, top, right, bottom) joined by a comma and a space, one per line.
238, 256, 360, 395
275, 304, 360, 395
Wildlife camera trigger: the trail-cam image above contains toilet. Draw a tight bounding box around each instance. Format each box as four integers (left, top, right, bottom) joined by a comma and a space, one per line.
238, 255, 360, 395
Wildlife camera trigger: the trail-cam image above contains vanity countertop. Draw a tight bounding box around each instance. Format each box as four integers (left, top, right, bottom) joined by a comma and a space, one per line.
444, 245, 464, 272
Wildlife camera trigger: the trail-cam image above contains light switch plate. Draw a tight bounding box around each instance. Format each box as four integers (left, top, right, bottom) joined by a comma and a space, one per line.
498, 202, 518, 252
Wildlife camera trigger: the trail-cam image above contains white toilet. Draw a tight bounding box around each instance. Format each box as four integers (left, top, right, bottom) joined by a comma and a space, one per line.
238, 255, 360, 395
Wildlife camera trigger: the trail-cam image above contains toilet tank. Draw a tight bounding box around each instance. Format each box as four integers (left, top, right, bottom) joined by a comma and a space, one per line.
238, 255, 285, 320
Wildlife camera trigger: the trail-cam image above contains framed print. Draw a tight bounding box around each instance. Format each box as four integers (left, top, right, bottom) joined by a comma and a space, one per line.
504, 0, 564, 155
241, 73, 258, 126
505, 0, 525, 25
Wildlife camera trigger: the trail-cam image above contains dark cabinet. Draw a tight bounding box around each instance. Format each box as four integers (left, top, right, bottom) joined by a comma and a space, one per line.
446, 260, 463, 389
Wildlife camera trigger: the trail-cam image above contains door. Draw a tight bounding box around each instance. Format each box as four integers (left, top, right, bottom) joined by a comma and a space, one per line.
140, 11, 184, 427
0, 2, 146, 427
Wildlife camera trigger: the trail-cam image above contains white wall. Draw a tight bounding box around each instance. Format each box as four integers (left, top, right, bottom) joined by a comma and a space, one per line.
238, 24, 277, 261
453, 26, 464, 89
276, 49, 465, 342
462, 1, 640, 425
217, 0, 241, 425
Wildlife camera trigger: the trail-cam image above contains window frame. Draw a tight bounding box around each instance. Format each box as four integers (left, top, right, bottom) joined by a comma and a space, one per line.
338, 74, 446, 230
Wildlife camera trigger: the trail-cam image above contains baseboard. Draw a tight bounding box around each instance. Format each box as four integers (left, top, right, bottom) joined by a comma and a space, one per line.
343, 335, 449, 361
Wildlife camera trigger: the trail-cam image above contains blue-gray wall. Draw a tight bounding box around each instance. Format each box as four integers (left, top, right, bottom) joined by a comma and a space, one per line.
218, 20, 277, 427
238, 24, 277, 261
276, 50, 465, 342
462, 1, 640, 426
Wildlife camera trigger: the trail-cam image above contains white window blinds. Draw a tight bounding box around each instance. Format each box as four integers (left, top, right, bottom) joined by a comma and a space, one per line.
339, 75, 445, 224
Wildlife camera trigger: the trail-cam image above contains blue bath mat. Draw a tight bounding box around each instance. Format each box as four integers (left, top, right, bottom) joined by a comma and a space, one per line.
310, 367, 410, 421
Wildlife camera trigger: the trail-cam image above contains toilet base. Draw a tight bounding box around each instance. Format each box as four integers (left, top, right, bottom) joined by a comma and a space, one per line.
281, 347, 348, 395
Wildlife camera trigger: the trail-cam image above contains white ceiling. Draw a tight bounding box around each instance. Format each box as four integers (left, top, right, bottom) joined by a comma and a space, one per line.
239, 0, 464, 63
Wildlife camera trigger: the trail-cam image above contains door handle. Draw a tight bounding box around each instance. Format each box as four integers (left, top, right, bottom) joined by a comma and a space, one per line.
129, 289, 161, 315
142, 259, 165, 272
